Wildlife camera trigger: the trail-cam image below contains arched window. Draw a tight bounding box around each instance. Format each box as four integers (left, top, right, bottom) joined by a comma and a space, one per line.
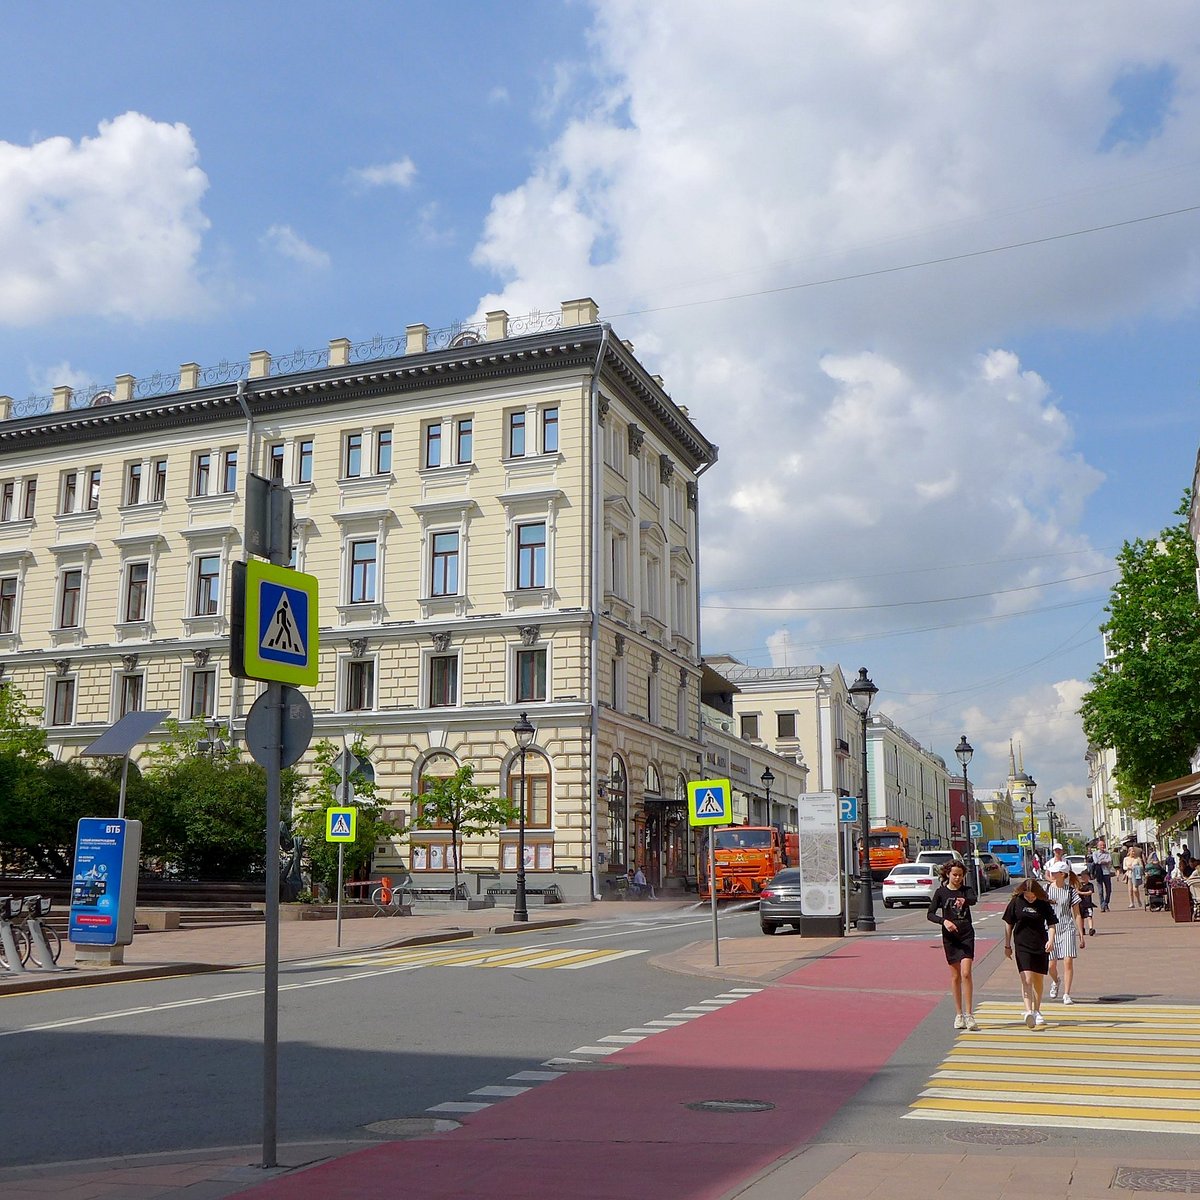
608, 753, 628, 868
414, 752, 458, 826
507, 749, 551, 828
646, 763, 662, 799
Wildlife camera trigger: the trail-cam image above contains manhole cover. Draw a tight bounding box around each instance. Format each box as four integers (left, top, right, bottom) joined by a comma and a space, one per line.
1115, 1168, 1200, 1194
362, 1117, 460, 1138
686, 1099, 775, 1114
1096, 994, 1139, 1004
946, 1126, 1049, 1146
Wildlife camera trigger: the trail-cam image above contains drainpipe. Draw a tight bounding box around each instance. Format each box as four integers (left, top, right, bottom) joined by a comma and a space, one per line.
230, 379, 253, 750
589, 323, 611, 902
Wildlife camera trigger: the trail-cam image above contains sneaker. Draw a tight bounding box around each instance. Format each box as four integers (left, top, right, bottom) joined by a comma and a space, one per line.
964, 1014, 979, 1031
1049, 980, 1059, 998
1062, 994, 1074, 1005
1034, 1013, 1047, 1028
953, 1014, 966, 1030
1024, 1011, 1036, 1029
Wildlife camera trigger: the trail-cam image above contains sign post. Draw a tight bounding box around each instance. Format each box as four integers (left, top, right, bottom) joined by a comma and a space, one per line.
687, 779, 731, 966
230, 474, 316, 1170
325, 806, 357, 947
838, 795, 859, 929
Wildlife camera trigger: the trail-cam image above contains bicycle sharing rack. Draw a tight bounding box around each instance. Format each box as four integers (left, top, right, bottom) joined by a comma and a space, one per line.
25, 896, 65, 973
1, 896, 25, 974
0, 895, 66, 975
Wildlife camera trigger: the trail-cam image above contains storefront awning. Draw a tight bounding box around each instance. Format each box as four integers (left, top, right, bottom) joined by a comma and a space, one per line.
1150, 769, 1200, 805
1157, 795, 1200, 839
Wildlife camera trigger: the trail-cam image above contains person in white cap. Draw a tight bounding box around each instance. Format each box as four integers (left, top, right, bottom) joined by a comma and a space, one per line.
1044, 859, 1084, 1003
1045, 842, 1069, 877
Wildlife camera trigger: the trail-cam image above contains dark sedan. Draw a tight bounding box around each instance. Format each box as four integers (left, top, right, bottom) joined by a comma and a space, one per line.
758, 868, 804, 934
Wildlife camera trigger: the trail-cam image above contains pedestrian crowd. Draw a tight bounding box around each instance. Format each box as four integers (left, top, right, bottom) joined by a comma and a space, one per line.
928, 836, 1196, 1033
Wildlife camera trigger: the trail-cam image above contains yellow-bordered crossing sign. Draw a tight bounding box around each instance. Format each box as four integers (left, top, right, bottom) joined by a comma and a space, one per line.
326, 808, 357, 843
236, 559, 319, 687
687, 778, 732, 827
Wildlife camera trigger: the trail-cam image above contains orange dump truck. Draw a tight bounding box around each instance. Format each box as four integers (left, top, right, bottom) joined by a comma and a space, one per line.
698, 827, 798, 899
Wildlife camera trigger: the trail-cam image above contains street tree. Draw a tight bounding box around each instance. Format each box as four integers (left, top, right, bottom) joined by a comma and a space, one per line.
293, 737, 396, 899
1080, 493, 1200, 819
410, 764, 518, 896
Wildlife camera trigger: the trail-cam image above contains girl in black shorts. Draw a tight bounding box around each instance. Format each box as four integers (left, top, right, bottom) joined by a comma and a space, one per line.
927, 860, 978, 1031
1002, 877, 1058, 1029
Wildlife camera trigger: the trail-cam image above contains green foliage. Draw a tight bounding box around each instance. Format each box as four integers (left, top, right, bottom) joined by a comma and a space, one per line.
0, 684, 50, 762
411, 764, 518, 893
1080, 493, 1200, 819
293, 737, 396, 897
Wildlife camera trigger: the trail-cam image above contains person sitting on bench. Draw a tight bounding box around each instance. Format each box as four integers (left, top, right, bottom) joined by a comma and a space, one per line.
630, 865, 656, 899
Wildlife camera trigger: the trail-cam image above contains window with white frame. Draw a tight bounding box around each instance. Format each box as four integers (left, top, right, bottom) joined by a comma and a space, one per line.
0, 481, 13, 522
0, 576, 16, 633
428, 653, 458, 707
424, 422, 442, 469
507, 410, 526, 458
456, 418, 473, 464
607, 754, 627, 867
640, 450, 657, 501
348, 539, 377, 604
221, 450, 238, 494
608, 530, 628, 597
57, 568, 83, 629
611, 655, 625, 711
778, 712, 797, 739
59, 471, 79, 514
22, 478, 36, 519
541, 406, 559, 453
192, 453, 211, 497
344, 657, 376, 712
117, 672, 144, 718
296, 439, 313, 484
124, 562, 150, 623
430, 531, 459, 597
151, 459, 167, 502
193, 554, 221, 616
51, 676, 75, 726
515, 646, 547, 703
740, 713, 759, 741
507, 750, 551, 827
343, 432, 363, 478
188, 669, 216, 719
643, 551, 662, 618
267, 442, 285, 480
670, 480, 686, 526
375, 429, 393, 474
672, 574, 690, 637
124, 463, 143, 506
605, 420, 625, 472
85, 467, 101, 511
516, 522, 546, 589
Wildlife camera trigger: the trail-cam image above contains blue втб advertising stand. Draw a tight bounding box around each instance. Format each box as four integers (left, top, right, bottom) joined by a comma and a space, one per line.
69, 818, 142, 948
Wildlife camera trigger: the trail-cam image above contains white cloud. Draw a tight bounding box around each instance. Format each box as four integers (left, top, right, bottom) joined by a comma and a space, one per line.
349, 158, 417, 189
0, 111, 209, 324
28, 361, 93, 397
261, 224, 331, 269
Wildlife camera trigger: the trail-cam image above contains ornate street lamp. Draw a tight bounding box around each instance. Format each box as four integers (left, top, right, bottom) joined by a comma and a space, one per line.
1046, 797, 1057, 853
761, 766, 775, 828
1027, 775, 1038, 877
512, 711, 536, 923
955, 735, 976, 894
924, 809, 933, 848
848, 667, 879, 931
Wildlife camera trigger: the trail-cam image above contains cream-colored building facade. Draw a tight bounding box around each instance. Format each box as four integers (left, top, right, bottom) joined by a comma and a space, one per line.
0, 299, 717, 900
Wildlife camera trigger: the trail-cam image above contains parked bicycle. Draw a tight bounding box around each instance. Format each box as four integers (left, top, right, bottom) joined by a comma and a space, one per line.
0, 895, 62, 969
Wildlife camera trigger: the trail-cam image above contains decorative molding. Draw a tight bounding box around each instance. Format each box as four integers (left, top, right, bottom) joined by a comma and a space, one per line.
120, 653, 139, 673
651, 651, 661, 674
431, 631, 452, 653
597, 397, 610, 422
659, 453, 675, 483
627, 423, 645, 455
519, 624, 541, 646
686, 481, 698, 510
54, 658, 70, 677
679, 665, 688, 687
349, 637, 369, 658
615, 633, 626, 657
192, 647, 210, 668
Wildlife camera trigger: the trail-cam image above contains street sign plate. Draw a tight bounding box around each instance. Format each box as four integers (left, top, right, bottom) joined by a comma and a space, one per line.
970, 821, 983, 837
241, 560, 319, 686
326, 808, 357, 842
687, 779, 731, 826
245, 687, 314, 769
1018, 833, 1032, 846
838, 796, 858, 824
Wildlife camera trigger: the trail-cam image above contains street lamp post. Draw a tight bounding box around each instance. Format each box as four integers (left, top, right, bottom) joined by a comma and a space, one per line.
924, 809, 933, 849
761, 767, 775, 828
848, 667, 879, 932
1027, 776, 1038, 877
955, 736, 976, 895
1046, 798, 1056, 853
512, 711, 535, 923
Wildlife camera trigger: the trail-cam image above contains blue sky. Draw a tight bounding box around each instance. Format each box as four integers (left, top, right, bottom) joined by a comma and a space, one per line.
5, 2, 1200, 832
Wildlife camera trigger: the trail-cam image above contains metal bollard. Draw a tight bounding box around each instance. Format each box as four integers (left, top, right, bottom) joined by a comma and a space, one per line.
0, 896, 27, 974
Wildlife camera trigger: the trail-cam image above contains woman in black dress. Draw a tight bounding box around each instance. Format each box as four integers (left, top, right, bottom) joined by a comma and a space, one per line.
1002, 876, 1058, 1029
927, 861, 978, 1031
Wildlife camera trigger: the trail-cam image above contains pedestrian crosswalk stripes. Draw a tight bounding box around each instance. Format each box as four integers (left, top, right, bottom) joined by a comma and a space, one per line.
905, 1001, 1200, 1136
306, 943, 649, 972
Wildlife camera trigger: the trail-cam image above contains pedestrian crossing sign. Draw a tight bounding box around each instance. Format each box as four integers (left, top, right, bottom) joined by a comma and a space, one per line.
687, 778, 732, 827
240, 560, 319, 686
326, 807, 357, 842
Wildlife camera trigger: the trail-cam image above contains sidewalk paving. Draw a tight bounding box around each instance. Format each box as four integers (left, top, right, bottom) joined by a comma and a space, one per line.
1, 893, 1197, 1199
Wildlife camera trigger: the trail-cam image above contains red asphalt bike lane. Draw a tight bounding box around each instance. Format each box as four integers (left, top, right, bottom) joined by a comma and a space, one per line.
235, 939, 975, 1200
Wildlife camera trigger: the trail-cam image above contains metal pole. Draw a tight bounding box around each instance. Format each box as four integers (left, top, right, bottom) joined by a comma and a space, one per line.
1030, 802, 1038, 878
709, 826, 719, 966
335, 843, 344, 949
117, 754, 130, 820
856, 706, 876, 931
261, 677, 281, 1168
964, 760, 979, 896
514, 743, 529, 922
843, 824, 852, 932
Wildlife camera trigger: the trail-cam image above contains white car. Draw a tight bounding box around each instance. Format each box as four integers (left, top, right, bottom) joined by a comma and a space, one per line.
882, 862, 940, 908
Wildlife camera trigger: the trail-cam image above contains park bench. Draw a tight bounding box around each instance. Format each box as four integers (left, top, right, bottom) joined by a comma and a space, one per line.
485, 884, 564, 905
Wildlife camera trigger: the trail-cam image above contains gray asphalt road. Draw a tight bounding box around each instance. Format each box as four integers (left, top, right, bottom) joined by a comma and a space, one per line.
0, 907, 757, 1167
